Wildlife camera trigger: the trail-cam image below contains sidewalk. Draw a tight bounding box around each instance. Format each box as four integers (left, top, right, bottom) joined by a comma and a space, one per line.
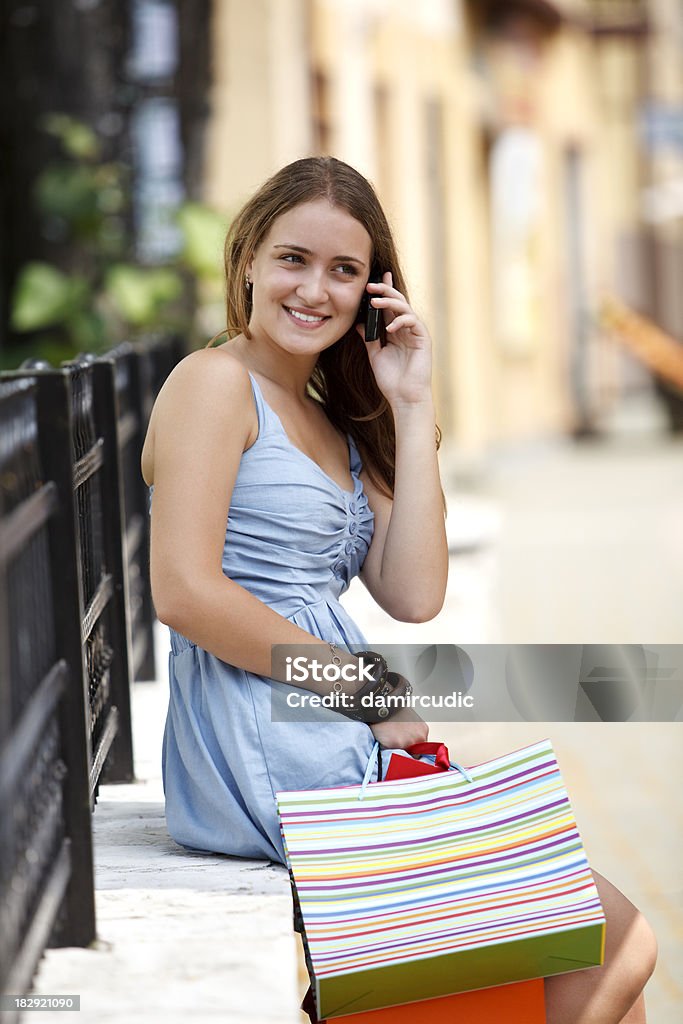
344, 427, 683, 1023
29, 430, 683, 1023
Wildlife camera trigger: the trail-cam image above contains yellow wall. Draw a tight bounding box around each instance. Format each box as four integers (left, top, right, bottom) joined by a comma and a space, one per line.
204, 0, 312, 213
202, 0, 675, 453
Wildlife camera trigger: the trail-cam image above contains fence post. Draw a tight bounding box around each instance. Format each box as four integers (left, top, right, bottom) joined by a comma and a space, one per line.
91, 358, 135, 783
104, 344, 156, 683
31, 371, 97, 947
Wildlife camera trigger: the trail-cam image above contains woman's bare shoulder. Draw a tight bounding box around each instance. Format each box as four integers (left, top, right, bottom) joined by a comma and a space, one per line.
142, 347, 256, 486
158, 346, 252, 402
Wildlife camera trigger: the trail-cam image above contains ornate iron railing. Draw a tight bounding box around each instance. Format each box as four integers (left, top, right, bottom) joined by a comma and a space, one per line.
0, 334, 183, 1015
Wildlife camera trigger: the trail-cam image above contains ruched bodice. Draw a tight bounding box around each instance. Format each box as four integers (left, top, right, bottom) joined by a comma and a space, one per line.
158, 372, 380, 863
220, 373, 374, 617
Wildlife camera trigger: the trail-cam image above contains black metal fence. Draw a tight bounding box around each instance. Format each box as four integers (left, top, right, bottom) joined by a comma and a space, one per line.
0, 336, 183, 1017
0, 373, 96, 1013
107, 335, 184, 682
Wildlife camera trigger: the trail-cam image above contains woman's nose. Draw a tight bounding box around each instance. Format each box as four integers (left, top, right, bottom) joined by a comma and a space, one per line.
296, 269, 329, 306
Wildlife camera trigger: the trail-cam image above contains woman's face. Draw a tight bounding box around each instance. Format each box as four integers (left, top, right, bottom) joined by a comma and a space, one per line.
246, 199, 373, 357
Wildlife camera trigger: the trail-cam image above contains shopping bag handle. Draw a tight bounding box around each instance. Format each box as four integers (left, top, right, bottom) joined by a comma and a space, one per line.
359, 741, 381, 798
404, 742, 473, 782
404, 742, 451, 770
360, 741, 472, 799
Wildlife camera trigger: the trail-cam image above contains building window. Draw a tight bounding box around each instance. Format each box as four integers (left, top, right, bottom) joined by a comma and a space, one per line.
489, 127, 543, 356
127, 0, 184, 262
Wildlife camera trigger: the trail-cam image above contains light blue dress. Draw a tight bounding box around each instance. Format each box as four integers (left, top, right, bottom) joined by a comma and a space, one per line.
159, 372, 380, 863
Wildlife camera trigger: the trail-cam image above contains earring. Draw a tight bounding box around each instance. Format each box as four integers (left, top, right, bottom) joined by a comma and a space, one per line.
245, 275, 252, 289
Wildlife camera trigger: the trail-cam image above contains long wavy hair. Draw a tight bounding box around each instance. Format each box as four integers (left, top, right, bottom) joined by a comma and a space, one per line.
208, 156, 439, 497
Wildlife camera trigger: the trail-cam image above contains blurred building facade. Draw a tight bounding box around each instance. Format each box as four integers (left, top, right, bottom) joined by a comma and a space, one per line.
202, 0, 683, 455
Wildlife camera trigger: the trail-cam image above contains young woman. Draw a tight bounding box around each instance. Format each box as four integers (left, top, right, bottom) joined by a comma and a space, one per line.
141, 157, 656, 1024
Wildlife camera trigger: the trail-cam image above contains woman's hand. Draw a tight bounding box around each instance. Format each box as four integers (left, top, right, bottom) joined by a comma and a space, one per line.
357, 271, 433, 408
370, 707, 429, 750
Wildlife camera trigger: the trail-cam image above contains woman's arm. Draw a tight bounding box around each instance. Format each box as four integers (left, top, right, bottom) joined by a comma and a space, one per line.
145, 348, 360, 692
358, 275, 448, 622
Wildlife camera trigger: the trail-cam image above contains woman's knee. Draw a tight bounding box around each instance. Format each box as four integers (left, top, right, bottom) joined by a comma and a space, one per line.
628, 910, 658, 988
595, 871, 658, 997
616, 909, 658, 1017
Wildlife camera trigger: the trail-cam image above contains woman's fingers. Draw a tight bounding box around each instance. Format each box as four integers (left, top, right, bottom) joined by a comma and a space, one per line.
368, 296, 413, 332
386, 313, 419, 334
370, 297, 425, 339
366, 281, 424, 336
367, 287, 408, 308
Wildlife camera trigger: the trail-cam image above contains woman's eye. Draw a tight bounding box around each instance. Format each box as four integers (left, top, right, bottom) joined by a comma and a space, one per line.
278, 255, 357, 276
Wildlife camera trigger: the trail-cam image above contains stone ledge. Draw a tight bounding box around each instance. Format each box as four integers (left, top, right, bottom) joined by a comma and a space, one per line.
28, 673, 300, 1023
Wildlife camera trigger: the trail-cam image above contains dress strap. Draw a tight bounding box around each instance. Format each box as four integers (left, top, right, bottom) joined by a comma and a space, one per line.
347, 433, 363, 476
247, 372, 270, 440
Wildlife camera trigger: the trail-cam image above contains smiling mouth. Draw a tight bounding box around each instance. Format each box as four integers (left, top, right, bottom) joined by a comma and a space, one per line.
283, 306, 330, 326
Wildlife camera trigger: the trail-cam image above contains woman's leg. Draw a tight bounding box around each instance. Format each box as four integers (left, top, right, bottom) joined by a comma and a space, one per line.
544, 871, 657, 1024
618, 994, 647, 1024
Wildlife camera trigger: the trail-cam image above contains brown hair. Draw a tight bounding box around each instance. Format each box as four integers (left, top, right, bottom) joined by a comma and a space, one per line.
208, 156, 439, 497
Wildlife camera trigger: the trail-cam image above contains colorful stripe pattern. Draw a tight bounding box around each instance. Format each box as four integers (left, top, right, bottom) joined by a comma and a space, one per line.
277, 739, 605, 1019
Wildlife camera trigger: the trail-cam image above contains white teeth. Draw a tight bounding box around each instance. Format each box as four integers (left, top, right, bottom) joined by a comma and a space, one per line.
286, 307, 326, 323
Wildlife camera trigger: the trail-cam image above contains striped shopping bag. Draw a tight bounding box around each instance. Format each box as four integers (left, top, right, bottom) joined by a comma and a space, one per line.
277, 738, 605, 1021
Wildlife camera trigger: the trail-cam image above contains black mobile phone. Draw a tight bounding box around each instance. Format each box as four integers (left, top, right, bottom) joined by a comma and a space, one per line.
357, 266, 384, 343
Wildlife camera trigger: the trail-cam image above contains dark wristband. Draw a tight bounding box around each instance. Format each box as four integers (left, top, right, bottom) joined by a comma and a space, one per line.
334, 650, 412, 723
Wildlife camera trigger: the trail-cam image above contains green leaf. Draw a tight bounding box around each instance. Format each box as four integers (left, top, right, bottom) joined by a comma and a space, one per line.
96, 215, 127, 258
148, 267, 184, 304
35, 164, 100, 229
10, 263, 88, 332
177, 202, 228, 279
65, 308, 107, 350
105, 265, 154, 325
105, 264, 184, 326
42, 114, 100, 160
